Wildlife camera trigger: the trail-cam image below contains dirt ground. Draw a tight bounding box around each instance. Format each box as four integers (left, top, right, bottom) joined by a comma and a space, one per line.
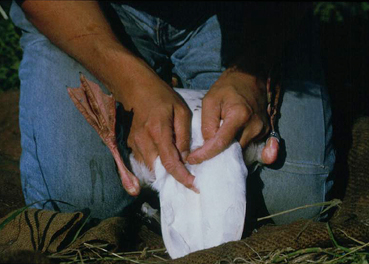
0, 90, 25, 219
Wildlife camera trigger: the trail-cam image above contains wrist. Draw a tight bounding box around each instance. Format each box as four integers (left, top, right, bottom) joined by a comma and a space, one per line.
88, 46, 168, 109
215, 68, 266, 94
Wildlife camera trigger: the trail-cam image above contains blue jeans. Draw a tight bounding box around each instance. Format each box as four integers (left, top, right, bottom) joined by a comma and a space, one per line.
10, 2, 335, 224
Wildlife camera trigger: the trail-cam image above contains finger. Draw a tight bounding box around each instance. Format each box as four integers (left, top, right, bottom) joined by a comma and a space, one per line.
187, 110, 246, 164
261, 136, 279, 164
238, 117, 265, 148
139, 141, 159, 171
201, 96, 221, 141
173, 106, 191, 162
128, 132, 158, 171
154, 124, 199, 193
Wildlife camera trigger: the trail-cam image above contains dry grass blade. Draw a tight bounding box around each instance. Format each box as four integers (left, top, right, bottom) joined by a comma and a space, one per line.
338, 228, 366, 246
271, 247, 324, 263
241, 241, 263, 261
0, 5, 8, 20
47, 242, 168, 264
77, 250, 84, 264
257, 199, 342, 222
324, 241, 369, 264
83, 242, 141, 263
152, 254, 167, 262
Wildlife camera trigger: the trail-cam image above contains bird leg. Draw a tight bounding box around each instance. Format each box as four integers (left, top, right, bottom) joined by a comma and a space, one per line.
67, 74, 140, 196
266, 74, 282, 143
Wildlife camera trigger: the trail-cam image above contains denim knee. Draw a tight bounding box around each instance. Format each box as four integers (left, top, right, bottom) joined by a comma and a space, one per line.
11, 1, 135, 219
249, 80, 335, 225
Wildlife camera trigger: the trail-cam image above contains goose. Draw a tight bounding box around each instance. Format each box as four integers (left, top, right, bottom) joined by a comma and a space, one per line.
68, 74, 269, 259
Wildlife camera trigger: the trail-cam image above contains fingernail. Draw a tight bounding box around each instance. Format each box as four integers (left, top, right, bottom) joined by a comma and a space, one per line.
191, 186, 200, 194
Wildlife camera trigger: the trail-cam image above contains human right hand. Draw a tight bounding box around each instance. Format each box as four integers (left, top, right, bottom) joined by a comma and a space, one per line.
21, 0, 197, 193
121, 70, 199, 194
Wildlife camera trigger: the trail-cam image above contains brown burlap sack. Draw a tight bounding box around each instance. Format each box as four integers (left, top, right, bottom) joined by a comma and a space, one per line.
0, 208, 85, 254
170, 116, 369, 263
0, 209, 165, 263
67, 216, 127, 250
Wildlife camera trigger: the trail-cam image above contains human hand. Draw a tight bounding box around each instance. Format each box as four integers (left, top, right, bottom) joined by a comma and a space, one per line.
187, 69, 279, 165
123, 73, 199, 193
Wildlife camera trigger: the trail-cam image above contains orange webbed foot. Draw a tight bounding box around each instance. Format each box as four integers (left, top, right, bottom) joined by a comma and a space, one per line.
67, 74, 140, 196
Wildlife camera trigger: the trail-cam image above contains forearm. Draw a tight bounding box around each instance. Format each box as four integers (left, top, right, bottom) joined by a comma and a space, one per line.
20, 1, 199, 190
21, 0, 160, 109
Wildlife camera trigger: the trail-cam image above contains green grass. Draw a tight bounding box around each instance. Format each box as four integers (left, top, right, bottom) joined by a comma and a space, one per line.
314, 2, 369, 22
0, 2, 22, 92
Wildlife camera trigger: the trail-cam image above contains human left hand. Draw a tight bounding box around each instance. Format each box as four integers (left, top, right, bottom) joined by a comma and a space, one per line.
187, 68, 279, 165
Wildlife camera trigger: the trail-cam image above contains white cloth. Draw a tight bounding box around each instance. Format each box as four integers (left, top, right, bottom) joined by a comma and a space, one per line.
130, 88, 263, 259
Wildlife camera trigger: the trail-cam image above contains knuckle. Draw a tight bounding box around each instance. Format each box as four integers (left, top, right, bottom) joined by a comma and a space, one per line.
127, 134, 134, 147
127, 129, 142, 147
147, 124, 161, 142
250, 118, 265, 139
162, 159, 179, 174
254, 119, 264, 135
176, 138, 190, 149
177, 105, 191, 118
127, 133, 144, 150
132, 132, 144, 147
236, 104, 252, 124
202, 94, 216, 106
